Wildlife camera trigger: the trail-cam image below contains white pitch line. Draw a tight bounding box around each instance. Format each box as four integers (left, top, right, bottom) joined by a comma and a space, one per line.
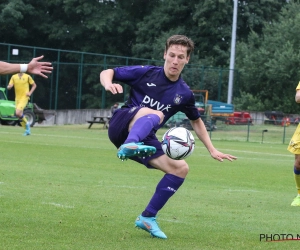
226, 189, 260, 192
0, 139, 104, 149
42, 202, 74, 209
196, 145, 291, 158
0, 130, 110, 141
0, 130, 292, 158
97, 184, 147, 189
159, 218, 187, 224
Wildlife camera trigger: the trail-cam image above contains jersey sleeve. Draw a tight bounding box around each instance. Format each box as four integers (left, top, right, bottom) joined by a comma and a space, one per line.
113, 65, 149, 85
8, 75, 14, 85
180, 92, 201, 121
28, 75, 35, 85
296, 81, 300, 90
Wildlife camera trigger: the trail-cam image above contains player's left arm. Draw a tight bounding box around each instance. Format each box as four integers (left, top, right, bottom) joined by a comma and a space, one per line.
27, 82, 37, 97
295, 89, 300, 103
190, 118, 237, 162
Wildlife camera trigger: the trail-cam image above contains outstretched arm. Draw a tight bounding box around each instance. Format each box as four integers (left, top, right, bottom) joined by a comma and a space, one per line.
0, 55, 53, 78
191, 118, 237, 162
0, 62, 20, 75
100, 69, 123, 94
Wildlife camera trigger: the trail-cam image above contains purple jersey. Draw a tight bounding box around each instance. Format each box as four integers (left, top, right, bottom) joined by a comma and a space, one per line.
113, 65, 200, 128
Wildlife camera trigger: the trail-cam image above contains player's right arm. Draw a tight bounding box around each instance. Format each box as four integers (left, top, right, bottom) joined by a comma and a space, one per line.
7, 76, 14, 90
7, 84, 13, 90
295, 82, 300, 103
100, 69, 123, 95
295, 89, 300, 103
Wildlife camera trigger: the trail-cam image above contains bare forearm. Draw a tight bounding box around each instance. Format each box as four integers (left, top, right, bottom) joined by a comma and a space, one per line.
191, 118, 237, 162
296, 90, 300, 103
191, 119, 215, 153
0, 62, 20, 75
100, 69, 114, 88
100, 69, 123, 94
28, 83, 37, 96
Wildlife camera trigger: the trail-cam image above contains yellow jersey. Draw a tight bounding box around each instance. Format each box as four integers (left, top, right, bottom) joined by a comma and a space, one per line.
9, 73, 35, 100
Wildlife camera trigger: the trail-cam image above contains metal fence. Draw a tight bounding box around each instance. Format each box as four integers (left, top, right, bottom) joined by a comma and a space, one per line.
0, 43, 239, 110
208, 121, 295, 145
164, 112, 296, 145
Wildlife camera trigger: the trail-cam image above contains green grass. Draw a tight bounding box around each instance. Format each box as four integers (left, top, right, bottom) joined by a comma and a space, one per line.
0, 125, 299, 249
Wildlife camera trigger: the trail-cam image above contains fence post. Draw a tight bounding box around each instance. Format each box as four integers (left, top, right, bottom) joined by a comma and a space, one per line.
283, 120, 286, 144
209, 117, 212, 139
262, 129, 268, 144
54, 50, 61, 110
247, 119, 250, 142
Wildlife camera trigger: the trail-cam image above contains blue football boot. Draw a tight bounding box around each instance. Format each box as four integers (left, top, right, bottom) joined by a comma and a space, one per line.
23, 122, 31, 136
135, 215, 167, 239
117, 142, 156, 161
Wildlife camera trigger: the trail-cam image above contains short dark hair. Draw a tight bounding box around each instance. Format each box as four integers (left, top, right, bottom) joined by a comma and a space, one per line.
165, 35, 195, 57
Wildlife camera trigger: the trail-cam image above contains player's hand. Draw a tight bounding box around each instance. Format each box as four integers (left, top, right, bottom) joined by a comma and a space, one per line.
105, 83, 123, 94
210, 149, 237, 162
27, 55, 53, 78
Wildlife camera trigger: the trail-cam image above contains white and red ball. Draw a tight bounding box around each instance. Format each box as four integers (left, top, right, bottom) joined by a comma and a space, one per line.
161, 127, 195, 160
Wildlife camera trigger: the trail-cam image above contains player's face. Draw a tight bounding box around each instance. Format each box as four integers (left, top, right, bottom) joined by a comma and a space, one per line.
163, 45, 190, 81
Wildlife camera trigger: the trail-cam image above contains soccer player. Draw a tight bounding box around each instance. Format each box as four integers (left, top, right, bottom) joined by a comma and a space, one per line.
7, 72, 37, 136
287, 81, 300, 206
0, 55, 52, 78
100, 35, 237, 239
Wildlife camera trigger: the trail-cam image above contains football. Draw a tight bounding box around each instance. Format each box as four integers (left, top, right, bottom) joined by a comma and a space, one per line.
161, 127, 195, 160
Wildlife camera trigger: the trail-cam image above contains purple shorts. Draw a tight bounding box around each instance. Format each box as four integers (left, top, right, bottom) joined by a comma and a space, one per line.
108, 106, 164, 168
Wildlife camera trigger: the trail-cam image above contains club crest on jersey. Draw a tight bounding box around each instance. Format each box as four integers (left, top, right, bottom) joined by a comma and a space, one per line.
173, 94, 183, 105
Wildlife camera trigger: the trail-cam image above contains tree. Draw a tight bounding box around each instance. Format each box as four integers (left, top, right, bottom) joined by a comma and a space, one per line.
192, 0, 286, 66
0, 0, 33, 43
132, 0, 201, 62
235, 1, 300, 113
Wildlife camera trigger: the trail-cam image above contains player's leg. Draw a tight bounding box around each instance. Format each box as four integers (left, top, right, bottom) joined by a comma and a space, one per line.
142, 155, 188, 213
15, 101, 26, 127
287, 124, 300, 206
135, 153, 189, 239
15, 100, 30, 135
291, 154, 300, 206
117, 107, 164, 160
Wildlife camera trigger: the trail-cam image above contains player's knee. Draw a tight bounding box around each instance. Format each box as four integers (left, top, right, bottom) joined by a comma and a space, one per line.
295, 155, 300, 169
176, 161, 189, 177
150, 110, 164, 124
156, 111, 165, 123
15, 110, 22, 117
140, 108, 165, 123
295, 163, 300, 170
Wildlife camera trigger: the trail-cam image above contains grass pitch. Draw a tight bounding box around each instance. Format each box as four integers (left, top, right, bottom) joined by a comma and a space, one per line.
0, 124, 299, 250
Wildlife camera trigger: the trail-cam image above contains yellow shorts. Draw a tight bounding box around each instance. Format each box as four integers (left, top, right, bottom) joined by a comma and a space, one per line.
288, 124, 300, 154
15, 99, 28, 111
